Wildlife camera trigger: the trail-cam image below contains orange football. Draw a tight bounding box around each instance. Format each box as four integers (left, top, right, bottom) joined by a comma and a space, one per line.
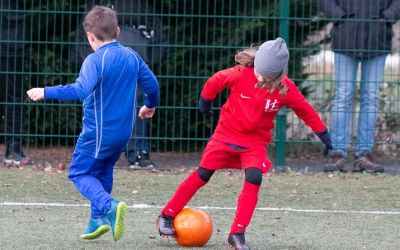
173, 207, 213, 247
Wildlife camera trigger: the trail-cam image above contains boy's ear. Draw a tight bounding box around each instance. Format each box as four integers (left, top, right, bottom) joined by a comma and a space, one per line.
86, 32, 95, 42
116, 26, 120, 38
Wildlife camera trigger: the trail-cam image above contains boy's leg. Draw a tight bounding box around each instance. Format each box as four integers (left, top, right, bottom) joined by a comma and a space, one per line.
93, 150, 121, 194
80, 217, 110, 240
228, 168, 262, 250
157, 167, 212, 236
106, 199, 127, 241
68, 151, 113, 239
95, 150, 128, 241
68, 151, 113, 218
230, 168, 262, 233
160, 168, 210, 217
69, 150, 127, 241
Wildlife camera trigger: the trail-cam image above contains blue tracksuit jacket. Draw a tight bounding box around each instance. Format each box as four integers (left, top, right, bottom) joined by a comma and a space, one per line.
45, 41, 159, 159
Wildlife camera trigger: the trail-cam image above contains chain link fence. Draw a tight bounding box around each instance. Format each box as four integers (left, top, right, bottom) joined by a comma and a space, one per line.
1, 1, 399, 167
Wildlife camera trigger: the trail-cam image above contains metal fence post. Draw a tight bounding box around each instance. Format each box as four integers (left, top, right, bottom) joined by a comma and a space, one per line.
275, 0, 290, 171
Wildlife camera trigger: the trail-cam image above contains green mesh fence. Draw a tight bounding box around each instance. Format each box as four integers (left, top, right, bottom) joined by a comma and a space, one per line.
1, 1, 399, 167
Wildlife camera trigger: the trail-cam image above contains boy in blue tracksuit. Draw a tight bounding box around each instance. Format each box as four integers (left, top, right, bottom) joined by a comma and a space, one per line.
27, 6, 159, 241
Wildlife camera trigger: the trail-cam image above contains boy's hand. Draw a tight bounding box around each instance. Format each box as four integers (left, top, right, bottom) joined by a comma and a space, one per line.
138, 105, 156, 119
27, 88, 45, 101
316, 128, 333, 156
198, 96, 214, 117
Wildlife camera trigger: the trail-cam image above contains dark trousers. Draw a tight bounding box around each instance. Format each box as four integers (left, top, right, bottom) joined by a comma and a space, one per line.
0, 57, 24, 152
124, 85, 150, 162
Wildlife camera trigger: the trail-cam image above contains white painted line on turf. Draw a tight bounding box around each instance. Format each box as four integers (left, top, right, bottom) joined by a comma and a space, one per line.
255, 207, 400, 215
1, 201, 89, 207
2, 201, 400, 215
196, 206, 400, 215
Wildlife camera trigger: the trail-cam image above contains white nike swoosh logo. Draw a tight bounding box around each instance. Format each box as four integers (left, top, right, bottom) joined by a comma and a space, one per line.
240, 93, 251, 99
263, 162, 266, 168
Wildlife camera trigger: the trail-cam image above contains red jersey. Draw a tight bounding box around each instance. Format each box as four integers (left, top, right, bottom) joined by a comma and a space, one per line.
201, 65, 326, 148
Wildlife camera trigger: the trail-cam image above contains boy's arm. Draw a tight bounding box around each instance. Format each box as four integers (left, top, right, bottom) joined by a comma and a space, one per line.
38, 55, 100, 101
137, 58, 159, 108
138, 105, 155, 119
198, 66, 237, 116
27, 88, 45, 101
284, 79, 332, 155
27, 85, 82, 102
284, 80, 326, 133
200, 67, 236, 101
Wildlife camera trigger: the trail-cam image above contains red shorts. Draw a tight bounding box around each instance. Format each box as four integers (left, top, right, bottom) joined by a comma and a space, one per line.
199, 138, 272, 174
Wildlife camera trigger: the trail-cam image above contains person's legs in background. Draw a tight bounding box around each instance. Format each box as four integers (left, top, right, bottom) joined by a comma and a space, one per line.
353, 55, 386, 173
1, 57, 30, 166
125, 85, 155, 170
325, 53, 358, 172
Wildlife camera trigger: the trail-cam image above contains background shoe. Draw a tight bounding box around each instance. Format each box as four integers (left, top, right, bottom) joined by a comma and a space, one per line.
141, 151, 155, 169
157, 214, 175, 236
106, 200, 127, 241
353, 151, 384, 173
4, 151, 31, 166
80, 217, 110, 240
128, 151, 155, 170
324, 153, 346, 172
228, 232, 249, 250
128, 162, 141, 170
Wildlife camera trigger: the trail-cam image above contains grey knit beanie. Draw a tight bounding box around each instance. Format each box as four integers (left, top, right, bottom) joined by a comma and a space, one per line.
254, 37, 289, 78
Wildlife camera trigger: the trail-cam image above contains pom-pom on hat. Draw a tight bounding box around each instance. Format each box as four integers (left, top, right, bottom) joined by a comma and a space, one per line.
254, 37, 289, 78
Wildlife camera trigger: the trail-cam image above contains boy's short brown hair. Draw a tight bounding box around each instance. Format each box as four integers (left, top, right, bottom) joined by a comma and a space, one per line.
83, 6, 118, 41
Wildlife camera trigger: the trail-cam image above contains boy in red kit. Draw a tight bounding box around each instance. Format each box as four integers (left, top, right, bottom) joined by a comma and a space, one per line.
156, 38, 332, 250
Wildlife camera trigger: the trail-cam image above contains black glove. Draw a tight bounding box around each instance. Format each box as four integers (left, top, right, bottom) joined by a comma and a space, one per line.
198, 95, 214, 117
316, 128, 333, 156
